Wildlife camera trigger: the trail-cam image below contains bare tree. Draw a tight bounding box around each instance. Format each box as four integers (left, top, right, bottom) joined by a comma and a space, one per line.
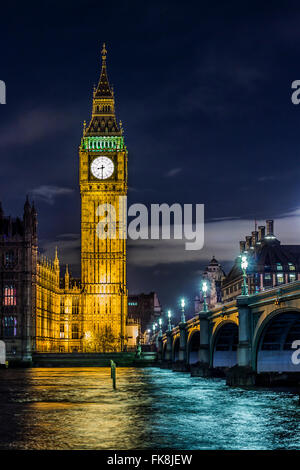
86, 324, 118, 352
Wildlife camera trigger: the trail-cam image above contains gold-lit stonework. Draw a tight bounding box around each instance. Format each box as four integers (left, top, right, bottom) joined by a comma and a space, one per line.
80, 44, 128, 351
35, 45, 128, 353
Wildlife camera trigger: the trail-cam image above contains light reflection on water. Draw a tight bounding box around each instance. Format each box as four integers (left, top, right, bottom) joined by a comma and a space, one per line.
0, 367, 299, 450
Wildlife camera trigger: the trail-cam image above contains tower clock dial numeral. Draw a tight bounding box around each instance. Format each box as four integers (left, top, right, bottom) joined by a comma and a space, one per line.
90, 156, 114, 180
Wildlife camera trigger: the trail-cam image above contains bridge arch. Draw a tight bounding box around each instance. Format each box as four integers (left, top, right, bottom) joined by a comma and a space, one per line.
172, 336, 180, 362
253, 308, 300, 372
211, 320, 238, 368
187, 329, 200, 365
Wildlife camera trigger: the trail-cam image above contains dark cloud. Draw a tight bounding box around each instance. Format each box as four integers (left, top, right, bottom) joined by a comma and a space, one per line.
1, 0, 300, 308
30, 185, 74, 205
165, 168, 182, 177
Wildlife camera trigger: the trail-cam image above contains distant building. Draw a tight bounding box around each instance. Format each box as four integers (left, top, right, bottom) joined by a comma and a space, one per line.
0, 198, 37, 361
222, 219, 300, 302
127, 292, 162, 340
195, 256, 226, 313
0, 199, 86, 360
126, 317, 140, 349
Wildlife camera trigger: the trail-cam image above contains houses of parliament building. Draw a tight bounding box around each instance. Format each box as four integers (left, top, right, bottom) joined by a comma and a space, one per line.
0, 46, 130, 361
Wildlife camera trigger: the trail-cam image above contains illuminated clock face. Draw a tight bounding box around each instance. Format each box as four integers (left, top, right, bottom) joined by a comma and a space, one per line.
90, 157, 114, 180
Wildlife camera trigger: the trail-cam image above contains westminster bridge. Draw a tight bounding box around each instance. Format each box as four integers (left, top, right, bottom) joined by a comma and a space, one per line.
158, 281, 300, 385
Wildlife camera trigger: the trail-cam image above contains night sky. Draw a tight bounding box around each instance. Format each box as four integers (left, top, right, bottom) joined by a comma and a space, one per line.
2, 1, 300, 320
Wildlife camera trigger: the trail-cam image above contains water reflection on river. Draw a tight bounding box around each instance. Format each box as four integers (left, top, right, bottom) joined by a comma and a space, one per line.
0, 367, 299, 450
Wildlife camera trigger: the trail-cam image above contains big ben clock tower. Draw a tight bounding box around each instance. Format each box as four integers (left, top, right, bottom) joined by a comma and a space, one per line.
79, 44, 128, 351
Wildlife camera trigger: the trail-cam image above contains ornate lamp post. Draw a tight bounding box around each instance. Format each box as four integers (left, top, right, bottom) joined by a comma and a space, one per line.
241, 255, 249, 295
202, 280, 209, 312
180, 298, 186, 323
158, 318, 163, 337
145, 329, 151, 345
152, 322, 159, 348
167, 310, 172, 331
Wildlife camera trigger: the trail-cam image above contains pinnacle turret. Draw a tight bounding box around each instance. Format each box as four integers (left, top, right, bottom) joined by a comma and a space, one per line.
94, 43, 113, 99
85, 44, 121, 137
24, 195, 31, 214
65, 264, 70, 290
54, 246, 59, 270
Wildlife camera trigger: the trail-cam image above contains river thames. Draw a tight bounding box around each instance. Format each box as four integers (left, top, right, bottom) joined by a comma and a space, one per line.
0, 367, 299, 450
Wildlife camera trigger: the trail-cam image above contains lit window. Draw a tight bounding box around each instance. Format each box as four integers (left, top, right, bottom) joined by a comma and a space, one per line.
289, 273, 296, 282
264, 273, 272, 287
60, 324, 65, 339
60, 298, 64, 315
72, 297, 79, 314
276, 263, 283, 271
4, 251, 16, 267
288, 263, 296, 271
277, 273, 284, 284
3, 285, 16, 306
72, 324, 79, 339
3, 316, 17, 337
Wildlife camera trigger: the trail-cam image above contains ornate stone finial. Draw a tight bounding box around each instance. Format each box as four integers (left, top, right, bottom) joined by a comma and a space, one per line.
83, 120, 86, 135
24, 195, 30, 212
65, 264, 70, 289
102, 43, 107, 64
31, 200, 37, 214
119, 120, 123, 134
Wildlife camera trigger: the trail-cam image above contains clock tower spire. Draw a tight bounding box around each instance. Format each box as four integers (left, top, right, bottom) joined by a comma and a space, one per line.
79, 45, 128, 352
85, 44, 121, 138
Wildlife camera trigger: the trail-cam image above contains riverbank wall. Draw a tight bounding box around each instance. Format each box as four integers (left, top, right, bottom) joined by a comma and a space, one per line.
6, 352, 158, 368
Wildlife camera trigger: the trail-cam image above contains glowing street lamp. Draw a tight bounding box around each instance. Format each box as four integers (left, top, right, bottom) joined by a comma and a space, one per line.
152, 322, 159, 348
145, 329, 151, 344
158, 318, 163, 337
241, 255, 249, 296
201, 280, 209, 312
167, 310, 172, 331
180, 298, 186, 323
